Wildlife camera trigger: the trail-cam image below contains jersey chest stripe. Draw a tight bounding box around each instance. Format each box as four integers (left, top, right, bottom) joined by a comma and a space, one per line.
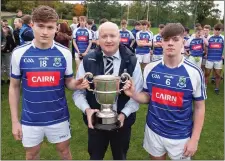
24, 97, 64, 103
147, 81, 193, 91
151, 71, 189, 79
149, 110, 190, 122
23, 108, 64, 114
23, 87, 64, 92
152, 105, 189, 112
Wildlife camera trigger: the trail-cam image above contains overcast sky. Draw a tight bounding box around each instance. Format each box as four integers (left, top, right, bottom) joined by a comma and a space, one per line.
63, 0, 224, 19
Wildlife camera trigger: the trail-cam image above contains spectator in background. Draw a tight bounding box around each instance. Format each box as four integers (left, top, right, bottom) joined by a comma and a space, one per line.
86, 19, 97, 53
11, 9, 23, 29
54, 22, 72, 48
2, 19, 13, 34
13, 18, 23, 46
91, 19, 97, 31
70, 16, 79, 58
131, 21, 142, 51
1, 26, 16, 84
20, 15, 34, 45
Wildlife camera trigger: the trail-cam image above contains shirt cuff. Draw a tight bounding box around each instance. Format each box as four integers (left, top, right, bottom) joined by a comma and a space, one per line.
80, 103, 90, 114
121, 107, 132, 118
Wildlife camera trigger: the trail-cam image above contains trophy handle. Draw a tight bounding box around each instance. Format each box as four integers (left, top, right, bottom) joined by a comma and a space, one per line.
119, 73, 131, 93
84, 72, 94, 92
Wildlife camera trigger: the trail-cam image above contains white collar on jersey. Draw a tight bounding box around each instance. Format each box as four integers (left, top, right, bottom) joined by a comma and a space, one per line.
31, 40, 55, 49
102, 49, 120, 60
161, 55, 185, 68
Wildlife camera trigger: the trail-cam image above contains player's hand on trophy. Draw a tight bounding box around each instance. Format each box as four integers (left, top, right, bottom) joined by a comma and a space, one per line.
85, 108, 99, 129
12, 121, 22, 140
118, 113, 125, 128
123, 79, 135, 97
75, 78, 89, 90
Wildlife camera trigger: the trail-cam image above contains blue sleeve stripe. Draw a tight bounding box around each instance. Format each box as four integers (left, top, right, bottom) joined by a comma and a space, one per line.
65, 74, 74, 78
143, 88, 148, 92
11, 74, 21, 79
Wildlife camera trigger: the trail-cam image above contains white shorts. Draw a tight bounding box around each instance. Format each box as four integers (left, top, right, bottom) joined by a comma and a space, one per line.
22, 120, 71, 148
136, 54, 150, 63
152, 54, 163, 61
205, 60, 223, 70
188, 56, 202, 68
143, 124, 190, 160
75, 52, 81, 60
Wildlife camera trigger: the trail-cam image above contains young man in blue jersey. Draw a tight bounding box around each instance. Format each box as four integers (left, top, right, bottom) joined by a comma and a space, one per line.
9, 6, 89, 160
123, 23, 206, 160
119, 19, 135, 50
73, 16, 92, 72
152, 24, 164, 61
204, 23, 224, 94
131, 21, 141, 51
136, 20, 153, 70
185, 26, 208, 68
86, 19, 97, 53
182, 27, 190, 58
20, 15, 34, 45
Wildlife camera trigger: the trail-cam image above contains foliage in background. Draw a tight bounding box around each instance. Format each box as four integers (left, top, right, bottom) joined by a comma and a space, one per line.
2, 0, 223, 28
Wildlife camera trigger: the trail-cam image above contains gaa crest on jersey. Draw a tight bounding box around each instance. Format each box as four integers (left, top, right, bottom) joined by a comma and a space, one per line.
177, 76, 186, 88
53, 57, 62, 67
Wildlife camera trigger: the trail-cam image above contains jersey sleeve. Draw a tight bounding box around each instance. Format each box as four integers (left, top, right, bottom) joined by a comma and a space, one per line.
136, 31, 140, 41
153, 35, 157, 42
192, 70, 207, 101
72, 28, 78, 40
128, 30, 135, 40
88, 29, 92, 40
143, 65, 149, 92
10, 51, 22, 79
64, 50, 74, 78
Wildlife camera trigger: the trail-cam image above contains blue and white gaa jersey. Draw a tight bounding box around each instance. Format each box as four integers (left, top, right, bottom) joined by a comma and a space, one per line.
184, 35, 190, 51
119, 29, 135, 46
153, 33, 163, 55
185, 37, 204, 57
207, 35, 224, 61
10, 41, 73, 126
136, 30, 153, 55
143, 57, 206, 139
73, 27, 92, 53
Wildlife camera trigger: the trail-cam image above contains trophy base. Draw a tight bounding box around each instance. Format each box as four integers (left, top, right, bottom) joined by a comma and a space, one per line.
94, 120, 121, 131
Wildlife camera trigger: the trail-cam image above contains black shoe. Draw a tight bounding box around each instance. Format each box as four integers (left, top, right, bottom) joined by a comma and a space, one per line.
215, 88, 219, 95
211, 78, 215, 84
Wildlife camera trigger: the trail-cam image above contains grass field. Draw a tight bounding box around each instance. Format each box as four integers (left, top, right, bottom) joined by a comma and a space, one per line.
1, 27, 224, 160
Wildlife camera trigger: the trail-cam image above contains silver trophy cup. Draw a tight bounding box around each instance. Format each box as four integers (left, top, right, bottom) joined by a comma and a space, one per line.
84, 72, 131, 130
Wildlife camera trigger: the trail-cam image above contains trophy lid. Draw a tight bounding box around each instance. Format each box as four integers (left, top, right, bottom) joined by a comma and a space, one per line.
94, 75, 120, 81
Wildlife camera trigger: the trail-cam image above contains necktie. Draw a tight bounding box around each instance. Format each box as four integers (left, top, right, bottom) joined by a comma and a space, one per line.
105, 56, 114, 75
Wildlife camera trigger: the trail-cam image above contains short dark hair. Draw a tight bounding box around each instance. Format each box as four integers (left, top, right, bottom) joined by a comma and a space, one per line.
184, 27, 190, 33
22, 15, 32, 25
32, 5, 58, 23
100, 18, 108, 24
195, 23, 202, 28
140, 20, 148, 26
159, 24, 165, 29
2, 19, 8, 22
161, 23, 185, 39
121, 19, 127, 25
87, 19, 93, 25
214, 23, 223, 30
134, 21, 141, 26
204, 24, 211, 30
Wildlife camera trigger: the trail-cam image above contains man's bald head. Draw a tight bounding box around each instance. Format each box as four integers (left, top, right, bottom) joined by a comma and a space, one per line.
98, 21, 121, 56
98, 22, 120, 35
